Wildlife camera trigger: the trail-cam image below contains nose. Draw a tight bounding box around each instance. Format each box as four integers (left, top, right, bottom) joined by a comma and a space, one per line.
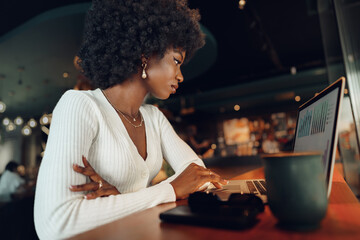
177, 70, 184, 83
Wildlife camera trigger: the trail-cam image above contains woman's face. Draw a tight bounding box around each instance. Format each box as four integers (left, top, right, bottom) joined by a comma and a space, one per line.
144, 48, 185, 100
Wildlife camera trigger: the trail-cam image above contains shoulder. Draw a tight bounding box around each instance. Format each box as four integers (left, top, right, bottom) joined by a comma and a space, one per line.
3, 171, 23, 183
141, 104, 163, 117
54, 89, 99, 114
141, 104, 169, 121
0, 170, 11, 180
52, 90, 102, 128
57, 89, 96, 105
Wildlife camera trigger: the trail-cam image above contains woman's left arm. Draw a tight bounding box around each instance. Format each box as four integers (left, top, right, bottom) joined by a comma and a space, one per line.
155, 107, 227, 199
156, 108, 204, 171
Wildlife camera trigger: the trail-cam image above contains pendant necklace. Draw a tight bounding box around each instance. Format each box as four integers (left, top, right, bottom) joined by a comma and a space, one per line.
101, 90, 144, 128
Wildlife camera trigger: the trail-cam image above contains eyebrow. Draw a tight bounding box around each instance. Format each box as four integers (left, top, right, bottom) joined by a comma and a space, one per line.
173, 49, 184, 62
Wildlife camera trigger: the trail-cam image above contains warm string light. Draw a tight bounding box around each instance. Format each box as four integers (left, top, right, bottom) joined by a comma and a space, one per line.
41, 126, 49, 135
2, 117, 10, 126
0, 101, 6, 113
238, 0, 246, 10
0, 71, 51, 135
21, 125, 32, 136
29, 118, 37, 128
63, 72, 69, 78
15, 116, 23, 125
6, 122, 16, 132
1, 115, 43, 136
0, 74, 6, 113
2, 114, 49, 127
40, 114, 51, 125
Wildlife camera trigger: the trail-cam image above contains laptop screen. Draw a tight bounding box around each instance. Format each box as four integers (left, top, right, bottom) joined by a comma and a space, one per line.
293, 77, 345, 196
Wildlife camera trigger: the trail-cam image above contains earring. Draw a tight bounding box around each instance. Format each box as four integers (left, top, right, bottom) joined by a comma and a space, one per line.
142, 63, 147, 79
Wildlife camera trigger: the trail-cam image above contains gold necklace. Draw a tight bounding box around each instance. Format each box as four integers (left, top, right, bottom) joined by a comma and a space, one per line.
117, 109, 144, 128
118, 110, 140, 122
101, 90, 144, 128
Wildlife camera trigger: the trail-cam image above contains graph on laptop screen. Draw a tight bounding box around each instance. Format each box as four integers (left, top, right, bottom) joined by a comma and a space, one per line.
293, 84, 340, 177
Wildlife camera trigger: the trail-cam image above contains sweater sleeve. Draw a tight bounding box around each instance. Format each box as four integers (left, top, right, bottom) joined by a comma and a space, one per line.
155, 107, 206, 176
34, 91, 175, 240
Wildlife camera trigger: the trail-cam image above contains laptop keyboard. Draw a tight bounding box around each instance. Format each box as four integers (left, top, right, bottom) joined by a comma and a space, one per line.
246, 181, 257, 193
246, 180, 267, 195
259, 180, 266, 189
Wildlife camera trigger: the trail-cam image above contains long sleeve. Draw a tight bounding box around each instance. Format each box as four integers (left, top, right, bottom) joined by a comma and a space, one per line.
34, 91, 175, 239
155, 107, 205, 176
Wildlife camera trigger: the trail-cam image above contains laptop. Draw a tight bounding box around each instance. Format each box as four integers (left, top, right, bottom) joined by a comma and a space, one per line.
209, 77, 346, 203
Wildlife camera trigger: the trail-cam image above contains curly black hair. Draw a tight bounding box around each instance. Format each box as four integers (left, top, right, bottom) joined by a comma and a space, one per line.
77, 0, 205, 89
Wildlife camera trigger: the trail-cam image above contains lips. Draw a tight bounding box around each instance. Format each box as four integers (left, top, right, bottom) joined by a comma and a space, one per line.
171, 84, 178, 94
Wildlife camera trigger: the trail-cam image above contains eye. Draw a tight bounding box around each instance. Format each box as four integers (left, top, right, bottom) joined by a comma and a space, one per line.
174, 57, 182, 65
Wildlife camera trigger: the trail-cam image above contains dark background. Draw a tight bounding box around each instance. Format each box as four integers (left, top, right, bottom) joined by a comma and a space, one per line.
0, 0, 340, 118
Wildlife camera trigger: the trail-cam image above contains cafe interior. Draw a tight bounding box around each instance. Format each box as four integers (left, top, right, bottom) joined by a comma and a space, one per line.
0, 0, 360, 239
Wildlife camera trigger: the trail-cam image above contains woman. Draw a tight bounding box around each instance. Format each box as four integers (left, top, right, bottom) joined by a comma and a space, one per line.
34, 0, 227, 239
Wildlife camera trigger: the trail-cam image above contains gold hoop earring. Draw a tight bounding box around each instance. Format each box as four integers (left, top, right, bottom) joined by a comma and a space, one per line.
142, 63, 147, 79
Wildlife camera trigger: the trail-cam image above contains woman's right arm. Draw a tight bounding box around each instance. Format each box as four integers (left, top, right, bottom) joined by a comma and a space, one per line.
34, 91, 175, 239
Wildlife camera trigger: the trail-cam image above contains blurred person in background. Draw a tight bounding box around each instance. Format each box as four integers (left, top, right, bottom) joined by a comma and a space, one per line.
278, 128, 295, 152
0, 161, 25, 202
185, 124, 212, 157
262, 131, 280, 154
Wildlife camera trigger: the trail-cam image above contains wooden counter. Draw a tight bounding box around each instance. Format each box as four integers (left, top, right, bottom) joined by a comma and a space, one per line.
71, 167, 360, 240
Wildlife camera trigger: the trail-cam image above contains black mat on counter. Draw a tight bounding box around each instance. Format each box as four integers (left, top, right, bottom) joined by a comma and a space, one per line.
160, 205, 259, 230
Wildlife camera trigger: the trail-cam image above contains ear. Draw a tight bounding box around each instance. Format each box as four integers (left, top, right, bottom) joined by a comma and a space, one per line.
141, 54, 148, 65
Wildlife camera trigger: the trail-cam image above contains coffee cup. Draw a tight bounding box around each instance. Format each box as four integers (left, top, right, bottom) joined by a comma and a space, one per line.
262, 152, 328, 230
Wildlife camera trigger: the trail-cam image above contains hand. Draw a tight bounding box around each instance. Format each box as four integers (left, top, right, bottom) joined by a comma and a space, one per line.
170, 163, 228, 200
70, 156, 120, 200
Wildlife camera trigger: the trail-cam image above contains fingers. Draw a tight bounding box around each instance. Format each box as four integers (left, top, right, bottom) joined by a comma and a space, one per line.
82, 155, 91, 168
188, 164, 228, 187
195, 168, 228, 191
72, 156, 93, 173
70, 180, 121, 199
212, 182, 223, 189
71, 156, 121, 200
70, 182, 99, 192
207, 174, 228, 186
84, 190, 103, 200
209, 170, 228, 185
84, 186, 120, 200
73, 156, 101, 182
73, 163, 95, 176
200, 168, 228, 185
84, 192, 97, 200
171, 163, 229, 199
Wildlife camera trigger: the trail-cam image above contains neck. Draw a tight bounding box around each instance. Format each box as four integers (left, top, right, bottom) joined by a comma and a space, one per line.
102, 78, 148, 116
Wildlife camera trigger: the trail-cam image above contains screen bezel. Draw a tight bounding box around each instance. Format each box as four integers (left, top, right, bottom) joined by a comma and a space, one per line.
293, 77, 345, 197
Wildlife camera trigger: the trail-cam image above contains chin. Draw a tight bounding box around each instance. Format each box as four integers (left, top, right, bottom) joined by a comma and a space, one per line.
152, 92, 171, 100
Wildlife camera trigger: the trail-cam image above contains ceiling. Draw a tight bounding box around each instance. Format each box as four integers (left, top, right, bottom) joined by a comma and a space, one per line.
0, 0, 338, 120
0, 3, 89, 119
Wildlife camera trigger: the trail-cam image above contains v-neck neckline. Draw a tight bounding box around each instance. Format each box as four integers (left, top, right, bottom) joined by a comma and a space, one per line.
122, 107, 150, 162
98, 89, 151, 162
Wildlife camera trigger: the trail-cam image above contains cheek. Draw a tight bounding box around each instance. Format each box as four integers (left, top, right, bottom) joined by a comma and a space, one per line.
148, 64, 174, 84
146, 74, 173, 99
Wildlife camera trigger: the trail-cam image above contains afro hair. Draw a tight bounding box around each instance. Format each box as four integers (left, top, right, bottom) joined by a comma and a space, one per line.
77, 0, 205, 89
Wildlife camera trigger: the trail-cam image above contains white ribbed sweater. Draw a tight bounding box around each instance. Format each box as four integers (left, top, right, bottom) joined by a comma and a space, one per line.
34, 89, 204, 239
